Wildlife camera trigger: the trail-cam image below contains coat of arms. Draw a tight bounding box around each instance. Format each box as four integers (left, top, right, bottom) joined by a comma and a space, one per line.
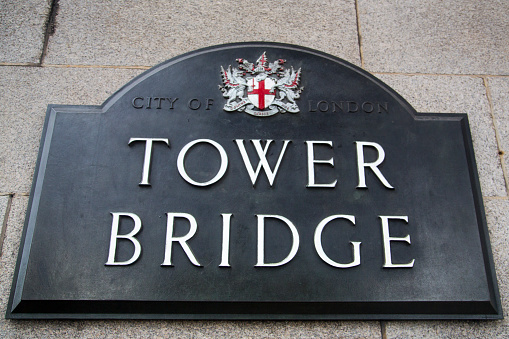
219, 52, 303, 117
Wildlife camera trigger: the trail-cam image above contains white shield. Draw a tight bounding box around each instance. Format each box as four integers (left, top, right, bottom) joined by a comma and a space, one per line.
247, 78, 276, 110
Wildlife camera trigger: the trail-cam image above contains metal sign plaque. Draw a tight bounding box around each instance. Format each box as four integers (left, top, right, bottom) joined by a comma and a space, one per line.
7, 43, 502, 320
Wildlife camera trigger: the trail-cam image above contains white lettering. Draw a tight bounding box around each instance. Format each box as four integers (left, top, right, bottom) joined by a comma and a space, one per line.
380, 215, 414, 268
128, 138, 170, 185
314, 215, 361, 268
235, 139, 290, 186
161, 213, 201, 266
255, 214, 299, 267
219, 213, 232, 267
306, 141, 337, 188
177, 139, 228, 186
105, 212, 142, 265
356, 141, 394, 189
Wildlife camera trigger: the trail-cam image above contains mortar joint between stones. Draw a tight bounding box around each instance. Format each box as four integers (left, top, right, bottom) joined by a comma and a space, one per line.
482, 77, 509, 197
0, 194, 13, 257
39, 0, 60, 66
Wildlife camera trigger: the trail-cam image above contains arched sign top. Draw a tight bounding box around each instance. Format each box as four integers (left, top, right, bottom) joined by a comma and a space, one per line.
102, 42, 418, 120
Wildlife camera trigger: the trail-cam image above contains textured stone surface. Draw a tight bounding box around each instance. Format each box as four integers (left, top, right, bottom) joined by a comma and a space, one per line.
359, 0, 509, 75
0, 67, 143, 193
0, 197, 381, 337
488, 77, 509, 182
76, 320, 380, 338
0, 0, 50, 63
44, 0, 360, 67
0, 196, 7, 217
376, 73, 506, 197
385, 199, 509, 338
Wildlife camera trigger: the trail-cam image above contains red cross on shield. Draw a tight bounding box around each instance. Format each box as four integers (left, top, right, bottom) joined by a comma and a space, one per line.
247, 78, 276, 110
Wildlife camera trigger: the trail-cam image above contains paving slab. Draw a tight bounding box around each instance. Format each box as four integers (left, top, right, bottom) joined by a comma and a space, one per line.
0, 0, 51, 64
488, 77, 509, 181
358, 0, 509, 75
0, 66, 143, 193
0, 198, 380, 338
44, 0, 360, 67
376, 73, 506, 197
385, 199, 509, 338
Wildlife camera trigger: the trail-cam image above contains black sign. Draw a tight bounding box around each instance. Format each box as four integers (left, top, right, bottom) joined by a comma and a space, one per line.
7, 43, 502, 319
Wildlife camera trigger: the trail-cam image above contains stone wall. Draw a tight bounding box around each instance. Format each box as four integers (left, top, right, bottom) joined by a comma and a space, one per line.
0, 0, 508, 337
